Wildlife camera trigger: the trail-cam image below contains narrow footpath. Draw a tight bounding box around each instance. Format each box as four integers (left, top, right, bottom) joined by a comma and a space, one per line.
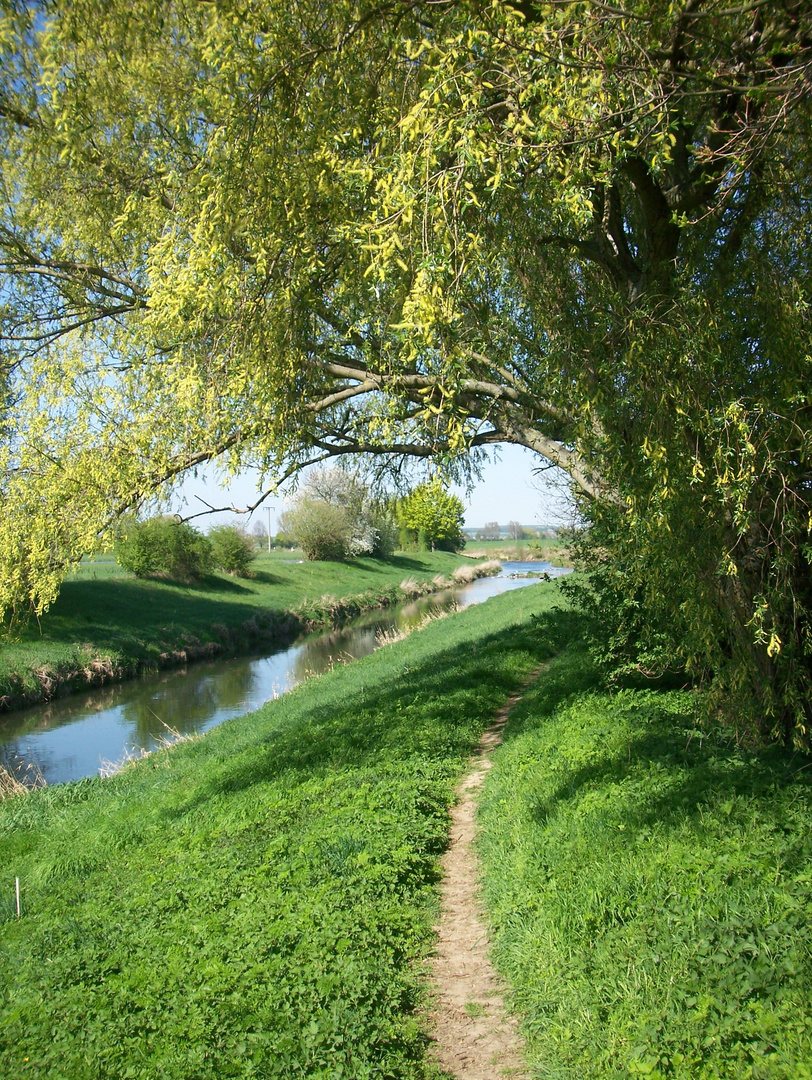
429, 669, 545, 1079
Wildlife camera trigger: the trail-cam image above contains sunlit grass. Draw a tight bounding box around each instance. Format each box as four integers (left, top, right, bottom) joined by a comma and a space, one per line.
0, 582, 565, 1079
479, 656, 812, 1080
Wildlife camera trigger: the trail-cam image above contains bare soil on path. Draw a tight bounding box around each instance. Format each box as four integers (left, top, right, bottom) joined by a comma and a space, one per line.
428, 669, 545, 1079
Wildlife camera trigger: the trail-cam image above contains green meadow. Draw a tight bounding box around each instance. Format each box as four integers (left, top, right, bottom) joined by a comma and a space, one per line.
1, 584, 810, 1079
0, 583, 556, 1079
480, 645, 812, 1079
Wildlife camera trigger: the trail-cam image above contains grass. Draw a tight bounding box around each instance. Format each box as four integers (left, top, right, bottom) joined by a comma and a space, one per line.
3, 586, 810, 1078
478, 629, 812, 1080
0, 581, 562, 1080
0, 550, 483, 710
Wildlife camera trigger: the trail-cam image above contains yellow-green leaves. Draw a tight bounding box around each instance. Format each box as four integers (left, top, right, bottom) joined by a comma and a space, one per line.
0, 0, 811, 747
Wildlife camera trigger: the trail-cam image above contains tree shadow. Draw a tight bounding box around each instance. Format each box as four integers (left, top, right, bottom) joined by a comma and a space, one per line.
523, 694, 812, 861
151, 616, 559, 821
248, 570, 281, 586
35, 578, 275, 649
179, 574, 255, 595
382, 555, 437, 571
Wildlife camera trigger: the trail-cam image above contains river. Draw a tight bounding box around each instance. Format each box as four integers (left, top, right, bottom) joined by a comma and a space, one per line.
0, 562, 570, 786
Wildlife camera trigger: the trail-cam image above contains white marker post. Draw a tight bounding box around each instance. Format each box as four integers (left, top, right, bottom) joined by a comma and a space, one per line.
15, 876, 20, 918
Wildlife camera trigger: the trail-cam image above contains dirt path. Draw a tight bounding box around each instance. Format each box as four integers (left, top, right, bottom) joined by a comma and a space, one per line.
428, 671, 544, 1079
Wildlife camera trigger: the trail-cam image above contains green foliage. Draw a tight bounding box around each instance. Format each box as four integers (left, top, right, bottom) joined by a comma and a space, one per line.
479, 659, 812, 1079
0, 585, 562, 1079
207, 524, 256, 577
562, 513, 691, 685
115, 517, 212, 581
281, 468, 396, 561
281, 498, 351, 561
396, 480, 465, 553
0, 1, 810, 744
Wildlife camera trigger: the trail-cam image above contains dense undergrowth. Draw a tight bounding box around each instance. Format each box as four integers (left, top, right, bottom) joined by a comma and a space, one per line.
478, 640, 812, 1080
0, 550, 481, 711
0, 583, 556, 1079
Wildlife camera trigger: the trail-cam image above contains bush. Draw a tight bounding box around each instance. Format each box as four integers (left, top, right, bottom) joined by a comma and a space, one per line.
279, 499, 350, 561
116, 517, 212, 581
208, 525, 256, 577
280, 467, 397, 561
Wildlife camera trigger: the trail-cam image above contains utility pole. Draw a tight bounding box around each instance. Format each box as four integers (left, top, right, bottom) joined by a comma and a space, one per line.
266, 506, 273, 553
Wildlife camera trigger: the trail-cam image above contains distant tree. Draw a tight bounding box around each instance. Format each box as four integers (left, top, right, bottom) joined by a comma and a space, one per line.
396, 480, 465, 553
507, 521, 525, 541
116, 517, 212, 581
208, 524, 257, 577
250, 519, 268, 550
280, 467, 396, 561
476, 522, 501, 542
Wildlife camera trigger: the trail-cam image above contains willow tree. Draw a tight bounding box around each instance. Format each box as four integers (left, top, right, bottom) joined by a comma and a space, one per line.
1, 1, 810, 739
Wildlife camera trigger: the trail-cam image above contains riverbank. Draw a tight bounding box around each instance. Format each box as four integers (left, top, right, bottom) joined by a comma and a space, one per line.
0, 581, 561, 1079
2, 586, 810, 1079
0, 551, 499, 714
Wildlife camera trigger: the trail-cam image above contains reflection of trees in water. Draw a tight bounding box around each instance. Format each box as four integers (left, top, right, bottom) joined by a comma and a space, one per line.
0, 745, 23, 775
288, 591, 463, 683
118, 662, 258, 743
0, 681, 130, 741
290, 625, 380, 683
1, 742, 59, 786
395, 591, 459, 631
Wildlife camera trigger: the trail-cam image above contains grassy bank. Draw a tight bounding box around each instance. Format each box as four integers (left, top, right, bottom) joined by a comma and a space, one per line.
0, 583, 560, 1080
479, 643, 812, 1079
0, 550, 490, 712
4, 588, 809, 1078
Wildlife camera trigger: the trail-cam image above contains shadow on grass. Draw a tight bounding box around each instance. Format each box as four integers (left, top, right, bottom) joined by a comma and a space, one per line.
248, 570, 282, 586
522, 691, 812, 865
497, 608, 600, 742
374, 554, 438, 572
184, 574, 257, 595
30, 578, 272, 649
152, 614, 563, 822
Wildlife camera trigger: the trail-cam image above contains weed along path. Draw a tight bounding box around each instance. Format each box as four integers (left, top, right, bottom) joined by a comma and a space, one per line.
429, 669, 545, 1080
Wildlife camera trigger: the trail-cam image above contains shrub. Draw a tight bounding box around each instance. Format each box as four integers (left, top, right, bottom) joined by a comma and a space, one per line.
116, 517, 212, 581
280, 499, 350, 561
208, 524, 256, 576
280, 467, 398, 561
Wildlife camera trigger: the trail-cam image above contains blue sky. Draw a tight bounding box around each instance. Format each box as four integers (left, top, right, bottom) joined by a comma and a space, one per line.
171, 443, 574, 531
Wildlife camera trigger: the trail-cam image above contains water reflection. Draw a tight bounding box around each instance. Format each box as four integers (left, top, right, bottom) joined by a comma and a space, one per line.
0, 563, 570, 785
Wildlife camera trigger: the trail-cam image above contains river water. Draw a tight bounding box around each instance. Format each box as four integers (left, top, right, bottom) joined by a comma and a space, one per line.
0, 562, 570, 785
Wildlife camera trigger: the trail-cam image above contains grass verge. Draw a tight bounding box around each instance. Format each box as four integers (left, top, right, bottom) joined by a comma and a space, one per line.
0, 550, 491, 713
478, 633, 812, 1080
0, 581, 561, 1080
